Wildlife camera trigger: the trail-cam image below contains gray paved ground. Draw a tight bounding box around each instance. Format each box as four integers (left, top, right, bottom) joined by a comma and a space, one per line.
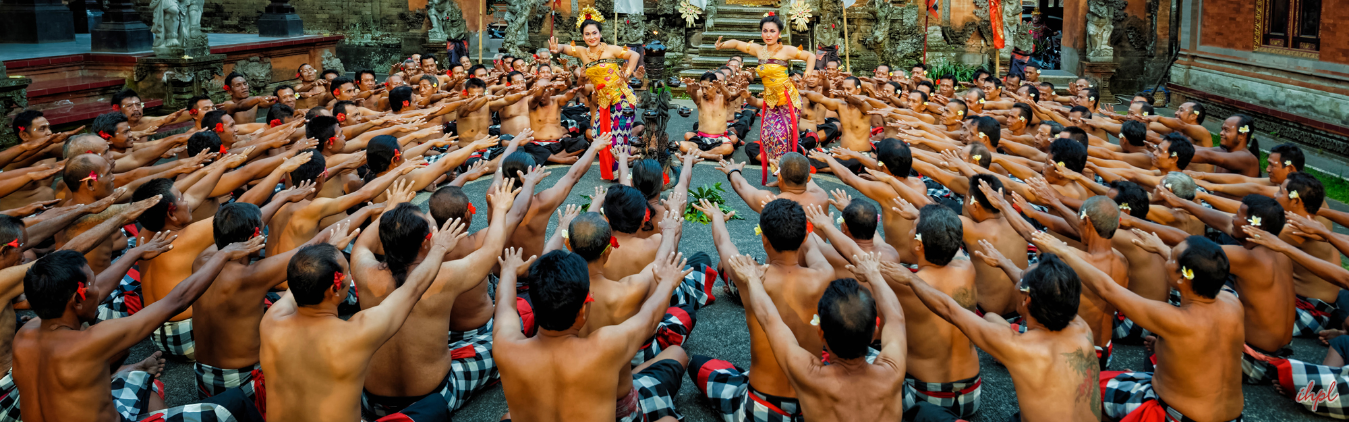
98, 99, 1327, 421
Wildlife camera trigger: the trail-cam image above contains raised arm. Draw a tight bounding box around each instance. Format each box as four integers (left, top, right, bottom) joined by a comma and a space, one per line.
1031, 232, 1193, 337
727, 254, 826, 383
91, 236, 265, 356
716, 159, 770, 213
350, 218, 463, 345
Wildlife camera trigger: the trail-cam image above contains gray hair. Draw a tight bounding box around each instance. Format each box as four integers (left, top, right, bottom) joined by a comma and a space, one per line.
1162, 172, 1197, 200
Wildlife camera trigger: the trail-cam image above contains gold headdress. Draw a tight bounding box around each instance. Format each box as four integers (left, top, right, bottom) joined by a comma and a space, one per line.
577, 6, 606, 28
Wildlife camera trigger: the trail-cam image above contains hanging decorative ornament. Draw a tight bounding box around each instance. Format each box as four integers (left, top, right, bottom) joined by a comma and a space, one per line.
678, 0, 704, 28
789, 0, 813, 32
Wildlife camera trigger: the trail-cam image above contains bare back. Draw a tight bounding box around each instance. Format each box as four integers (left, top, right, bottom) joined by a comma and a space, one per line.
895, 258, 980, 383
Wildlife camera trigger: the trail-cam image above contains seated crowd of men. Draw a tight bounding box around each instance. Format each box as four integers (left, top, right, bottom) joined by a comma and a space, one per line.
0, 49, 1343, 422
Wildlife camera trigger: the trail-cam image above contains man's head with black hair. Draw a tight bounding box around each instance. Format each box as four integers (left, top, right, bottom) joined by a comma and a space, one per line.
602, 186, 653, 234
914, 204, 962, 265
967, 116, 1001, 148
1048, 138, 1088, 174
111, 89, 146, 121
1268, 143, 1304, 184
1233, 194, 1285, 243
1172, 236, 1229, 299
500, 151, 536, 190
907, 90, 930, 112
817, 278, 876, 360
366, 135, 402, 176
840, 201, 879, 240
760, 199, 807, 253
417, 74, 440, 94
187, 95, 214, 121
568, 212, 614, 262
1060, 126, 1089, 149
288, 149, 327, 186
307, 115, 344, 152
358, 70, 379, 91
528, 250, 591, 331
966, 142, 992, 169
873, 138, 912, 176
1177, 102, 1206, 124
1108, 181, 1150, 219
90, 112, 132, 148
430, 186, 473, 227
1016, 84, 1041, 103
13, 110, 49, 143
267, 104, 295, 127
273, 84, 297, 108
1080, 196, 1120, 239
1155, 133, 1195, 171
1020, 253, 1081, 331
132, 178, 187, 231
379, 203, 433, 285
1128, 101, 1155, 119
1076, 87, 1100, 109
202, 110, 235, 141
213, 202, 264, 250
1120, 120, 1147, 148
24, 250, 97, 320
287, 243, 350, 306
332, 101, 359, 124
389, 86, 415, 112
186, 130, 224, 157
305, 106, 331, 121
966, 174, 1003, 218
1011, 103, 1034, 128
469, 64, 488, 78
1281, 172, 1325, 215
778, 152, 812, 187
0, 215, 25, 268
224, 72, 250, 98
631, 159, 665, 200
942, 99, 968, 125
1068, 105, 1092, 122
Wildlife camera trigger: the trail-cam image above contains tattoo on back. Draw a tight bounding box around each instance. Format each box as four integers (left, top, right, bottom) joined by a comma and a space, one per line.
1063, 349, 1102, 421
951, 287, 977, 311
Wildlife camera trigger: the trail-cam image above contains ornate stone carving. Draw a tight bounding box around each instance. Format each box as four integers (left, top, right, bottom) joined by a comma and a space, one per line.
442, 0, 468, 41
232, 57, 273, 95
426, 0, 449, 42
321, 50, 345, 75
1086, 0, 1115, 62
813, 0, 842, 50
502, 0, 541, 58
862, 0, 922, 68
150, 0, 206, 56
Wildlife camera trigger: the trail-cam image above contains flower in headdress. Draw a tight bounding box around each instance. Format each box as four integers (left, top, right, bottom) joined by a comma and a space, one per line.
754, 225, 763, 236
1239, 125, 1250, 134
1248, 216, 1262, 226
1289, 190, 1299, 199
810, 314, 820, 326
1181, 267, 1194, 280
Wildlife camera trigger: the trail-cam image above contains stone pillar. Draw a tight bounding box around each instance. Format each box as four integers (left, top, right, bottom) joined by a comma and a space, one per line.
257, 0, 304, 37
1079, 61, 1119, 100
70, 0, 104, 34
91, 0, 154, 52
0, 0, 76, 43
0, 62, 33, 147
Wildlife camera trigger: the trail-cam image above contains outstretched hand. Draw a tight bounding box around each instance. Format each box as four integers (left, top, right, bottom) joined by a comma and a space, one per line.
136, 231, 178, 260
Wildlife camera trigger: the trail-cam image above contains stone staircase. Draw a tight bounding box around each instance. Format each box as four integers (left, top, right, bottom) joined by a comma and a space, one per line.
678, 3, 782, 90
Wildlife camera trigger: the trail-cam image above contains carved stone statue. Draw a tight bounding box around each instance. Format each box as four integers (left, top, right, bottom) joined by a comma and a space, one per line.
442, 0, 468, 41
1086, 0, 1115, 62
501, 0, 540, 58
231, 57, 273, 95
427, 0, 449, 42
150, 0, 206, 56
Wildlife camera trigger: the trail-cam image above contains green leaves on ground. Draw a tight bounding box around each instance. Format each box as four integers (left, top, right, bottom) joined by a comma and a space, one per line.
685, 182, 743, 224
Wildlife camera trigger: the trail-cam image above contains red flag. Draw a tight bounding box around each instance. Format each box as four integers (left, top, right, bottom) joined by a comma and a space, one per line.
926, 0, 939, 20
989, 0, 1005, 49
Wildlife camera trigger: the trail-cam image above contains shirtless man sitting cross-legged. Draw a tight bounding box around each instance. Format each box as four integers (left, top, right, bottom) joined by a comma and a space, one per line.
725, 251, 909, 422
14, 233, 267, 422
260, 219, 462, 422
493, 247, 691, 422
688, 198, 835, 421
